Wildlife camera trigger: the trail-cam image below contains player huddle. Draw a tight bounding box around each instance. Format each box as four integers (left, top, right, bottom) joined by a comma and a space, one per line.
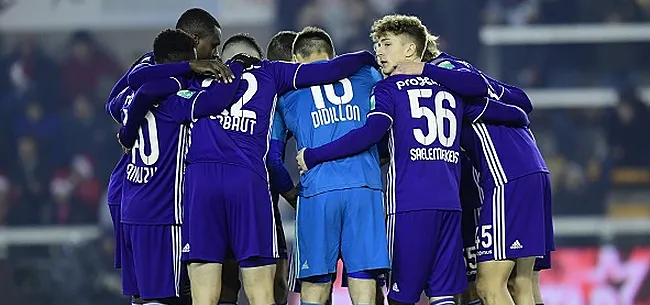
105, 7, 554, 305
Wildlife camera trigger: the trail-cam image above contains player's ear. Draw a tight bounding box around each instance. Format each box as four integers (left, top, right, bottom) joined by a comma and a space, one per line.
404, 42, 417, 59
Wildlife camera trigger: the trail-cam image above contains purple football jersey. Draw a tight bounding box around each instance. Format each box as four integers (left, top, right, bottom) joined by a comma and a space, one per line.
107, 88, 134, 206
186, 61, 300, 179
460, 123, 548, 189
372, 76, 489, 213
106, 52, 154, 206
120, 86, 201, 225
186, 55, 372, 180
460, 151, 482, 210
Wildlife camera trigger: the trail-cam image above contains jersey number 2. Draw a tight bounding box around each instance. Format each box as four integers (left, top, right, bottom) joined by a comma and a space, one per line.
407, 89, 457, 147
222, 72, 257, 119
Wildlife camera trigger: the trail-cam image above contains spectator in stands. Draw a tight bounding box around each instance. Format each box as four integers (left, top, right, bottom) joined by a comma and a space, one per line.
47, 163, 98, 225
60, 31, 120, 102
12, 96, 63, 165
69, 154, 101, 222
10, 135, 50, 225
48, 170, 78, 224
63, 94, 114, 176
606, 89, 650, 166
0, 35, 60, 113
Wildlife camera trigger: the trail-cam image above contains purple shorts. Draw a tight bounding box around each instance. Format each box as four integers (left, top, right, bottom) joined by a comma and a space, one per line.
461, 207, 480, 282
183, 163, 279, 263
109, 205, 122, 269
476, 173, 551, 263
386, 210, 467, 303
535, 182, 555, 271
121, 224, 183, 299
272, 194, 288, 259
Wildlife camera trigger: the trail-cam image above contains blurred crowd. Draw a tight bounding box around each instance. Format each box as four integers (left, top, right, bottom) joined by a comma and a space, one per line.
0, 0, 649, 304
0, 0, 647, 228
0, 31, 122, 227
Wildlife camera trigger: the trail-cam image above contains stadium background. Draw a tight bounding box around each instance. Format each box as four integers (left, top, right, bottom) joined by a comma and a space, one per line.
1, 0, 650, 304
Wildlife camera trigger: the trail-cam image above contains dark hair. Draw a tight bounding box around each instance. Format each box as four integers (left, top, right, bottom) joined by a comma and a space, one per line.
70, 30, 93, 45
222, 33, 263, 59
292, 26, 335, 59
175, 8, 221, 39
153, 29, 196, 64
266, 31, 297, 61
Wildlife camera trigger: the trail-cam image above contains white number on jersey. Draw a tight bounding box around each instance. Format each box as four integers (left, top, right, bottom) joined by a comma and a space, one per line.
407, 89, 458, 147
476, 224, 493, 249
120, 92, 161, 165
310, 78, 354, 109
131, 111, 161, 166
204, 73, 258, 119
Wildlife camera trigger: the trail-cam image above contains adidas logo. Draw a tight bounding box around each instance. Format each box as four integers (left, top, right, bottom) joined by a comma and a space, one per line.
510, 240, 523, 250
301, 261, 309, 270
182, 243, 190, 253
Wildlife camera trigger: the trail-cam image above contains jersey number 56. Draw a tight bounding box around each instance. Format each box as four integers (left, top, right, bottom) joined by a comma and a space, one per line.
407, 89, 457, 147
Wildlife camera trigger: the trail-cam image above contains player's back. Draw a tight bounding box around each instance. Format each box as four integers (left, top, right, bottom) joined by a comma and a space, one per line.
186, 60, 300, 180
121, 92, 190, 225
377, 75, 469, 213
279, 66, 383, 196
106, 53, 155, 206
460, 122, 548, 189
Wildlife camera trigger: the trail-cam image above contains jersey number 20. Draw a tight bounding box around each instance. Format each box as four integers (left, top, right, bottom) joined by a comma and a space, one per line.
407, 89, 457, 147
122, 92, 160, 165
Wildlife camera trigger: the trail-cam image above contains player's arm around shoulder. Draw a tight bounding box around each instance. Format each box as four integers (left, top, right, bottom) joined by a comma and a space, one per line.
366, 79, 396, 124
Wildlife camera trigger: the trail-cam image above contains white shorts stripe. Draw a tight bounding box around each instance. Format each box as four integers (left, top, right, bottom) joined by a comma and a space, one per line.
287, 243, 298, 291
491, 185, 507, 260
294, 197, 302, 279
171, 225, 182, 297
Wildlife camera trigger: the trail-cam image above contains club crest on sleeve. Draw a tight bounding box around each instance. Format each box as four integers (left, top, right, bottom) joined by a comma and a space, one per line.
176, 90, 195, 99
437, 61, 455, 70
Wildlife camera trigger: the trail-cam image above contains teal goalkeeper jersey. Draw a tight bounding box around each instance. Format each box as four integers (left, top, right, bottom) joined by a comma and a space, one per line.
271, 65, 384, 197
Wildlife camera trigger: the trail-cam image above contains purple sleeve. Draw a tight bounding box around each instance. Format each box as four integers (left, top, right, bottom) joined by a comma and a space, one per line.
368, 82, 396, 121
189, 63, 244, 121
422, 63, 487, 97
304, 114, 391, 169
267, 139, 294, 194
483, 74, 533, 114
128, 62, 192, 89
118, 77, 183, 148
377, 133, 390, 160
106, 88, 129, 123
464, 98, 530, 127
273, 51, 377, 94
